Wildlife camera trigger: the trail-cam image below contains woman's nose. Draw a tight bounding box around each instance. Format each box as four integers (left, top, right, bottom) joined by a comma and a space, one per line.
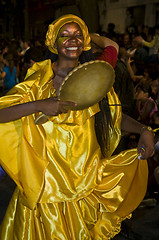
68, 36, 78, 42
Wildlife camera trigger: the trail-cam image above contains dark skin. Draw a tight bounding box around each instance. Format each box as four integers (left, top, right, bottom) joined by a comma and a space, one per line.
121, 113, 155, 159
0, 23, 83, 122
0, 22, 155, 159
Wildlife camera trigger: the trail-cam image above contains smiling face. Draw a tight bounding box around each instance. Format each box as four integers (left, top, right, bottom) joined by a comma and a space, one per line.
55, 22, 84, 60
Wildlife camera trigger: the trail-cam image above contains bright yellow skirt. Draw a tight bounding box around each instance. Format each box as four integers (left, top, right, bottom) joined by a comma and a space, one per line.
0, 149, 148, 240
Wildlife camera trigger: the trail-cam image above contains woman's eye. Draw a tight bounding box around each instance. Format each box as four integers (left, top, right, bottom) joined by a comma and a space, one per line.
76, 33, 83, 37
60, 34, 69, 38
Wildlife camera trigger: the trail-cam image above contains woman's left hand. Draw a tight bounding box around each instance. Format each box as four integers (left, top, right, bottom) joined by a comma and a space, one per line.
137, 130, 155, 160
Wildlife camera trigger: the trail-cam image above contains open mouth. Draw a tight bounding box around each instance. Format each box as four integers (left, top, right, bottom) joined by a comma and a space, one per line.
66, 47, 78, 51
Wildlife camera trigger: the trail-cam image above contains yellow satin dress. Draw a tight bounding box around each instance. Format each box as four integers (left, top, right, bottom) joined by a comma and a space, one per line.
0, 60, 148, 240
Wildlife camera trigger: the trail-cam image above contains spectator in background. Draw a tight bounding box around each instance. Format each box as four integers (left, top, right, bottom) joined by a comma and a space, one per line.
136, 25, 159, 55
25, 46, 45, 66
0, 39, 9, 64
0, 52, 18, 94
114, 47, 135, 116
122, 32, 132, 50
125, 56, 143, 86
133, 37, 149, 65
19, 46, 45, 82
134, 82, 158, 125
106, 22, 118, 41
151, 77, 159, 107
142, 25, 150, 40
19, 40, 31, 57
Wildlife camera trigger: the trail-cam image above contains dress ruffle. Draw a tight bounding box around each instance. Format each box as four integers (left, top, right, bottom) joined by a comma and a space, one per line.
0, 149, 148, 240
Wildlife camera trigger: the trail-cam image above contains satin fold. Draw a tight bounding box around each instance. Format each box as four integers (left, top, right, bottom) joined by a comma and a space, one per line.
0, 60, 148, 239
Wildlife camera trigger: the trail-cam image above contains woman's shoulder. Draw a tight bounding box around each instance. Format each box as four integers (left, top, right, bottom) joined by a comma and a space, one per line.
31, 59, 52, 70
24, 59, 52, 81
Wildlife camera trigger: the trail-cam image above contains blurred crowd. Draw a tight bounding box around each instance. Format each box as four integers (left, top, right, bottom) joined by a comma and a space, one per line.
0, 37, 47, 95
106, 22, 159, 201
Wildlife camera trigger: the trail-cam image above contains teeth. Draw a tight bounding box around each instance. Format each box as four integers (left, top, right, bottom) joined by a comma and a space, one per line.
66, 47, 78, 50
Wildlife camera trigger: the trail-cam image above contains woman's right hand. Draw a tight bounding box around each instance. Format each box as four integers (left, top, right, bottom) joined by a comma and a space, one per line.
36, 97, 77, 116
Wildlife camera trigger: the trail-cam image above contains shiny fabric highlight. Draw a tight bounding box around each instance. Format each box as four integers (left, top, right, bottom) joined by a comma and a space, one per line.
0, 60, 148, 239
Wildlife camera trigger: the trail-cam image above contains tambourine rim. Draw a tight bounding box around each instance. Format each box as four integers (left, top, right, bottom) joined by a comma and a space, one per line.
34, 61, 115, 124
58, 60, 115, 100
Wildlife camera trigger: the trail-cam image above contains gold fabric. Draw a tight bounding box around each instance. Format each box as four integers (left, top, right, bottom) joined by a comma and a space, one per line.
45, 14, 91, 54
0, 60, 148, 239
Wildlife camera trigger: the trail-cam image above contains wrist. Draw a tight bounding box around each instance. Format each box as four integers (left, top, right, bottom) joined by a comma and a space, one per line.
140, 126, 155, 136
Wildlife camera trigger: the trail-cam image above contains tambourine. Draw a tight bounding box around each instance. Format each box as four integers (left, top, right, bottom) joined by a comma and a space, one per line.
34, 60, 115, 125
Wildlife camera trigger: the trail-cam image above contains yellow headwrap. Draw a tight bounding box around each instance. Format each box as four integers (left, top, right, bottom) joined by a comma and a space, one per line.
45, 14, 91, 54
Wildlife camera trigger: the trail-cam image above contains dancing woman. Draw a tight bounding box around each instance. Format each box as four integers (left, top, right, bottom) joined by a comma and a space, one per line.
0, 14, 155, 239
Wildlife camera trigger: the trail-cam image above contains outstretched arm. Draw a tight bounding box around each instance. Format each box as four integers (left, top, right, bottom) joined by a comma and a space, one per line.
126, 57, 143, 83
0, 66, 78, 123
0, 101, 38, 123
0, 98, 77, 123
135, 36, 156, 48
